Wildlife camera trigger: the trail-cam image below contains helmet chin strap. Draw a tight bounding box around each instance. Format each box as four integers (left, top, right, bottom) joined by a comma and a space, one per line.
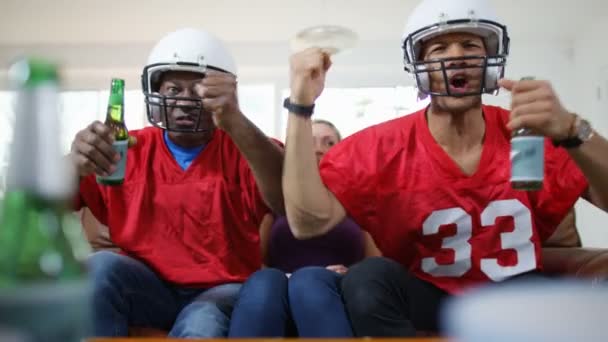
417, 89, 429, 101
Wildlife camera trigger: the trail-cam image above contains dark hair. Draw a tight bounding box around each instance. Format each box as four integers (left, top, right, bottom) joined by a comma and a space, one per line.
312, 119, 342, 141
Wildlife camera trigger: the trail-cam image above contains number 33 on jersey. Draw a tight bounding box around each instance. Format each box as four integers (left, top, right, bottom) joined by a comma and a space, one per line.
421, 199, 534, 282
319, 105, 589, 294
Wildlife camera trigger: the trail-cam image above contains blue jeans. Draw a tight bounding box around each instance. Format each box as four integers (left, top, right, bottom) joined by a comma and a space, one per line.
88, 251, 241, 338
228, 267, 353, 337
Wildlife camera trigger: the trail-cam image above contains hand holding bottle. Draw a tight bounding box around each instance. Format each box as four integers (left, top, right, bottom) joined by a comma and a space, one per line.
69, 121, 120, 178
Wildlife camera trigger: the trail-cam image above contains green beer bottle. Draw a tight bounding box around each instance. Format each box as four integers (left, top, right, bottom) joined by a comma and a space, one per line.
510, 76, 544, 191
0, 58, 91, 342
96, 78, 128, 185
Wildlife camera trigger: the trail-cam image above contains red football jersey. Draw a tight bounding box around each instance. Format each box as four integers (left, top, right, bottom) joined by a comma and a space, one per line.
320, 105, 588, 294
76, 127, 269, 287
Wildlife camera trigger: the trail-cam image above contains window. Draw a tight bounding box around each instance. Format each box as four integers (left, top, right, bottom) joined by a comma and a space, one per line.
59, 90, 147, 153
238, 84, 276, 137
0, 92, 15, 196
279, 86, 429, 140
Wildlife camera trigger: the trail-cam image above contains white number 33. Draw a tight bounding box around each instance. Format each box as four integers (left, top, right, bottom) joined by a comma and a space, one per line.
421, 199, 536, 281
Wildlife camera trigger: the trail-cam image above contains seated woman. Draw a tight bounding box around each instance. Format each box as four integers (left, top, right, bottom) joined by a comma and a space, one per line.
228, 119, 380, 337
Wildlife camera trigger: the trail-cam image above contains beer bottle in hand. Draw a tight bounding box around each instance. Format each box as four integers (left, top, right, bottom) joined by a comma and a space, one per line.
510, 76, 544, 191
97, 78, 128, 185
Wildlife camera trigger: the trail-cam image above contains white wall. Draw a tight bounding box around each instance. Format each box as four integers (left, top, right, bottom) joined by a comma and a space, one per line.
571, 20, 608, 247
483, 38, 576, 109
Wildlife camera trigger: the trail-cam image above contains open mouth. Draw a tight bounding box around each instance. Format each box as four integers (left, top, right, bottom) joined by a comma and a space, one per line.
448, 74, 470, 93
174, 115, 197, 128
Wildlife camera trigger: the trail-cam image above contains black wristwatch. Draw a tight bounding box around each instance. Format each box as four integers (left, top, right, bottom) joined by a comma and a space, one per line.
553, 115, 594, 149
283, 97, 315, 117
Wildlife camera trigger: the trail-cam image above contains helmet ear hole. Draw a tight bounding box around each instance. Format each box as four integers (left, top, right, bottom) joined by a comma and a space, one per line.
150, 71, 164, 92
145, 92, 164, 127
414, 64, 431, 95
149, 93, 162, 123
484, 58, 503, 92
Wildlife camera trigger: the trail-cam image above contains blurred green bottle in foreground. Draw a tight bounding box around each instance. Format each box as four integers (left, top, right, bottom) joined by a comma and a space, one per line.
0, 58, 92, 342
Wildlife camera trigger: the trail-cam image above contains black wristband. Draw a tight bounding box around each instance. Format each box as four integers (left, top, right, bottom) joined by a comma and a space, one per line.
552, 137, 583, 149
283, 97, 315, 117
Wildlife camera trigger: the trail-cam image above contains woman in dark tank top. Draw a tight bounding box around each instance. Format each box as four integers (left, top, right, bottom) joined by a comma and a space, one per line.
265, 215, 365, 273
229, 120, 381, 337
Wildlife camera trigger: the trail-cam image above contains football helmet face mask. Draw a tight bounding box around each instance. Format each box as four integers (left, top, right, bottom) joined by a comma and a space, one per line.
141, 28, 237, 133
401, 0, 510, 97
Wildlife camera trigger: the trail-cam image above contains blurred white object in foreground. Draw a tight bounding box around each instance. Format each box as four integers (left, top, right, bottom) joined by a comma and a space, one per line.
443, 279, 608, 342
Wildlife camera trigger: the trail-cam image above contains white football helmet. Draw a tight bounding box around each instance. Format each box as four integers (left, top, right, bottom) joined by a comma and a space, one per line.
401, 0, 510, 97
141, 28, 237, 132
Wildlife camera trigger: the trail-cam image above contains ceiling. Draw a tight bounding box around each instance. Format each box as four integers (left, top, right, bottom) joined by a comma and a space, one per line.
0, 0, 605, 89
0, 0, 604, 45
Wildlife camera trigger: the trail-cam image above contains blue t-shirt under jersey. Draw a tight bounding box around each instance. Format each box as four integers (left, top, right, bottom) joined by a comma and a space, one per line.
163, 131, 206, 170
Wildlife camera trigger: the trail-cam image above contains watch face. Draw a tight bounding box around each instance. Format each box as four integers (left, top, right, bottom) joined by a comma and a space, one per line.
577, 119, 593, 141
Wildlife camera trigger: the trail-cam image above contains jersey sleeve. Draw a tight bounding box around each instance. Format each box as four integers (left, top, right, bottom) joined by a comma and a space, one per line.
76, 175, 109, 226
532, 139, 588, 241
319, 130, 378, 231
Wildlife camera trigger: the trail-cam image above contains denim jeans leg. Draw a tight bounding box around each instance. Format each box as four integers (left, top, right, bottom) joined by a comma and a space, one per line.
169, 283, 242, 338
88, 251, 180, 337
289, 266, 353, 337
228, 268, 291, 337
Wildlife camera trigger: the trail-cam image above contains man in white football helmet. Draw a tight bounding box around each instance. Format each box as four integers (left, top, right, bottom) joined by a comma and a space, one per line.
142, 29, 237, 135
282, 0, 608, 337
402, 0, 508, 100
70, 28, 284, 337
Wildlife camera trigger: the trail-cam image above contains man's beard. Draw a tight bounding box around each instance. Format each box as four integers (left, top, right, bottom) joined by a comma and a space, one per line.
431, 95, 482, 115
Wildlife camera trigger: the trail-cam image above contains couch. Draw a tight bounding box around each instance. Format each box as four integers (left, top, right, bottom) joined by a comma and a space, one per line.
79, 207, 608, 337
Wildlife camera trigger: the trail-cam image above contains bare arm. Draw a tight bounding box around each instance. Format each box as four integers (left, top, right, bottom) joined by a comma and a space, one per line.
283, 48, 347, 239
200, 70, 284, 214
363, 232, 382, 257
569, 133, 608, 211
